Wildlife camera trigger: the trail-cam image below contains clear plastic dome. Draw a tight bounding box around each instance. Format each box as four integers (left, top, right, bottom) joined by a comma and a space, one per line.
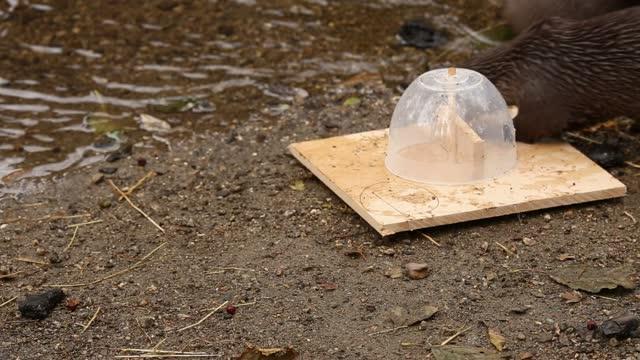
385, 67, 517, 184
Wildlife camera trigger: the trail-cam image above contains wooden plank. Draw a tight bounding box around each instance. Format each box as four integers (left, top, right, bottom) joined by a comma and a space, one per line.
288, 129, 626, 236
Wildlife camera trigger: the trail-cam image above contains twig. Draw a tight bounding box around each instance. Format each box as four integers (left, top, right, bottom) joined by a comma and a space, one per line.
152, 339, 166, 351
625, 161, 640, 169
236, 301, 257, 307
177, 301, 229, 332
565, 132, 603, 145
368, 325, 409, 337
36, 213, 91, 221
63, 226, 79, 252
420, 232, 441, 247
0, 296, 17, 308
81, 307, 101, 333
120, 349, 209, 355
494, 241, 515, 256
16, 257, 48, 265
204, 300, 256, 312
120, 171, 156, 201
115, 355, 221, 358
440, 326, 471, 346
135, 318, 153, 344
108, 180, 165, 233
48, 242, 167, 288
67, 219, 103, 228
591, 294, 619, 302
0, 271, 24, 280
209, 267, 254, 272
624, 211, 637, 224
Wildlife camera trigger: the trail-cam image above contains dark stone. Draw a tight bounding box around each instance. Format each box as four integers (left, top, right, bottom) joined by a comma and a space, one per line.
99, 167, 118, 174
105, 143, 132, 162
397, 19, 446, 49
599, 313, 640, 340
18, 289, 65, 319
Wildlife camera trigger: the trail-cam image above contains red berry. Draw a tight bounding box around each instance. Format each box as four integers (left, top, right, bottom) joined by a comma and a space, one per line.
225, 304, 237, 315
587, 320, 597, 330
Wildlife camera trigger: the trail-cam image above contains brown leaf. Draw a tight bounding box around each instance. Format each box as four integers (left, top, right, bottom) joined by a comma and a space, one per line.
237, 346, 298, 360
557, 254, 576, 261
432, 345, 502, 360
488, 328, 506, 352
550, 264, 636, 293
560, 291, 583, 304
65, 297, 80, 312
289, 180, 305, 191
384, 267, 403, 279
317, 282, 337, 291
517, 352, 534, 360
387, 304, 438, 326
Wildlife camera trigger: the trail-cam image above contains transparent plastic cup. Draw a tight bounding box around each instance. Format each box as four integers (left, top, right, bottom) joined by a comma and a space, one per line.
385, 67, 517, 184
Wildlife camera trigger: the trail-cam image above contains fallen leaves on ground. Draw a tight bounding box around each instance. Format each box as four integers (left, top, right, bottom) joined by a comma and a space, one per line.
388, 304, 438, 326
289, 180, 305, 191
488, 328, 506, 352
237, 346, 298, 360
549, 264, 636, 293
560, 291, 583, 304
138, 114, 171, 133
431, 345, 502, 360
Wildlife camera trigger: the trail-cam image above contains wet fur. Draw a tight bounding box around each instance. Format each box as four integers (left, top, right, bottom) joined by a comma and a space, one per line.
465, 6, 640, 142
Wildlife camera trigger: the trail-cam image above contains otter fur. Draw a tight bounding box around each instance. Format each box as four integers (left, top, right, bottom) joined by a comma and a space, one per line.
464, 5, 640, 142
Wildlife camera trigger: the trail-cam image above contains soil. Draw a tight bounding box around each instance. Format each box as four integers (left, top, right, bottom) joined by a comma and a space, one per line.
2, 1, 640, 360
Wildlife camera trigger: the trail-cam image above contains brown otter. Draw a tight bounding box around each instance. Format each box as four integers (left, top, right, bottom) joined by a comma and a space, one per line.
464, 3, 640, 142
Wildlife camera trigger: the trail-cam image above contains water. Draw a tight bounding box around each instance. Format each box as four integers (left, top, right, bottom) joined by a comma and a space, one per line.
0, 0, 503, 196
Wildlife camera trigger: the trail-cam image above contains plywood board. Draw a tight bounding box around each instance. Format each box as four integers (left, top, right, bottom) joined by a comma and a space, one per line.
288, 129, 626, 236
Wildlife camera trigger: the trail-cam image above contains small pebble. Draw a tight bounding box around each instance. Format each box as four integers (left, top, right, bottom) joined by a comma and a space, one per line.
405, 263, 429, 280
99, 167, 118, 175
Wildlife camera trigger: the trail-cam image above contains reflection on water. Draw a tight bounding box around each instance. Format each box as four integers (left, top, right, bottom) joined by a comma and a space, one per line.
0, 0, 501, 196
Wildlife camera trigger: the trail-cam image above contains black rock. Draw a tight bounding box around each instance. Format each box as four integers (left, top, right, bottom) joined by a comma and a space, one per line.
397, 19, 446, 49
105, 143, 132, 162
599, 313, 640, 340
18, 289, 65, 320
99, 167, 118, 174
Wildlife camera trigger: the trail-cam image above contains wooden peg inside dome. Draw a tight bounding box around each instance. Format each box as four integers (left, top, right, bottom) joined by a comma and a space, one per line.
448, 67, 457, 76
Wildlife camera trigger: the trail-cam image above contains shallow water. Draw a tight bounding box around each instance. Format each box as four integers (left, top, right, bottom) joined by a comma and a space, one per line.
0, 0, 502, 196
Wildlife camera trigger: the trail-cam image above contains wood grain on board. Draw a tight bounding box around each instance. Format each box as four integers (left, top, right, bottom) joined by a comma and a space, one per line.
288, 129, 626, 236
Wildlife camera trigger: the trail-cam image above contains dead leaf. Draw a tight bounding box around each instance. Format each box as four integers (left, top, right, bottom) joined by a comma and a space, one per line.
289, 180, 305, 191
431, 345, 502, 360
549, 264, 636, 293
65, 297, 81, 312
388, 304, 438, 326
138, 114, 171, 133
557, 254, 576, 261
560, 290, 583, 304
237, 346, 298, 360
317, 281, 337, 291
517, 352, 534, 360
522, 237, 536, 246
488, 328, 506, 352
384, 267, 403, 279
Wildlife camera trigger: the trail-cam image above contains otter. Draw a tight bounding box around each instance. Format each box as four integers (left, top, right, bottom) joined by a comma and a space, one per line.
464, 2, 640, 142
